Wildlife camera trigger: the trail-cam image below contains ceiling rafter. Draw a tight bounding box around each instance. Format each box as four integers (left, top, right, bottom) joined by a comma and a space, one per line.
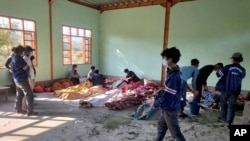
68, 0, 195, 12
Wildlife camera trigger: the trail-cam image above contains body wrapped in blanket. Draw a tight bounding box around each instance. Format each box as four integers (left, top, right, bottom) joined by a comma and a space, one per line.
104, 82, 159, 110
55, 82, 106, 100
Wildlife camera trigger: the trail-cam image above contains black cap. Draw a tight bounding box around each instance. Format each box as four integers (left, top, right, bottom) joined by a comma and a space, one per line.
25, 45, 35, 52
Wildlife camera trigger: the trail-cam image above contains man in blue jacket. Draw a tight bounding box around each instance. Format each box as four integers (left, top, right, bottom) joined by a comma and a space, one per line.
216, 52, 246, 128
154, 47, 186, 141
12, 45, 37, 116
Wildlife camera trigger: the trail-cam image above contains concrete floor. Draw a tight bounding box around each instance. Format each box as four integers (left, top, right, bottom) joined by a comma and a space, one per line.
0, 93, 230, 141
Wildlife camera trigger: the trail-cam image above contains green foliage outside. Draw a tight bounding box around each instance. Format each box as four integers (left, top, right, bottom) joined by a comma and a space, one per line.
0, 29, 20, 68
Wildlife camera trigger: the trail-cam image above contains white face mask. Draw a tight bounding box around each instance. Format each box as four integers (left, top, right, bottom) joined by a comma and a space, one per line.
162, 59, 168, 67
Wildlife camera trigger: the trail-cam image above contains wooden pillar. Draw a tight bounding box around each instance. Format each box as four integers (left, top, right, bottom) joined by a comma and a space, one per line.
49, 0, 54, 80
160, 1, 171, 86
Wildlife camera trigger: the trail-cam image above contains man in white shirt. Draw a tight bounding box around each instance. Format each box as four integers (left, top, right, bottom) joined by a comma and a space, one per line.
23, 46, 36, 91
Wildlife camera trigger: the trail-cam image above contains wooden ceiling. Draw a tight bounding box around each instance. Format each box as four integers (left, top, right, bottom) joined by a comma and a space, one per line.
68, 0, 195, 12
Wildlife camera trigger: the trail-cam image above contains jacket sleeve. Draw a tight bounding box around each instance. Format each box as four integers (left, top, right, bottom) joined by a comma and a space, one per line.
5, 57, 12, 69
192, 69, 199, 90
216, 67, 227, 78
154, 76, 181, 107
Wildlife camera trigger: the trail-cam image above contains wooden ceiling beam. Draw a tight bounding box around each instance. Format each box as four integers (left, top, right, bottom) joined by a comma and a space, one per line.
49, 0, 55, 5
68, 0, 100, 10
100, 0, 167, 12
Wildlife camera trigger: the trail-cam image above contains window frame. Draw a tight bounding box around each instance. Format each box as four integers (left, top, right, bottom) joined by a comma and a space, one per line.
62, 25, 92, 65
0, 15, 38, 68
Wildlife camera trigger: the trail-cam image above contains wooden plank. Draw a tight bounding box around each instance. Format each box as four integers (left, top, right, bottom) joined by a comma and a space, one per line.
161, 1, 171, 86
49, 1, 54, 80
100, 0, 167, 12
68, 0, 100, 10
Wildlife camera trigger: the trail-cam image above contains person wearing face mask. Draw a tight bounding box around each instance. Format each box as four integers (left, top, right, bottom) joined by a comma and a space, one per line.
69, 64, 80, 85
154, 47, 186, 141
23, 46, 36, 92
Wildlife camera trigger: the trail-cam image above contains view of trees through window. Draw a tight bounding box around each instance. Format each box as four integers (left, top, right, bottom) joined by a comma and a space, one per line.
0, 16, 36, 68
62, 26, 92, 65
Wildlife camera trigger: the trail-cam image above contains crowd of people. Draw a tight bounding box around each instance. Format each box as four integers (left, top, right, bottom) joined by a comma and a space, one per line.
5, 45, 246, 141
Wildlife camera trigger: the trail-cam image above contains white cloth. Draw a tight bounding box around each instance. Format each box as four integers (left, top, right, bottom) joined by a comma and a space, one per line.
83, 89, 120, 107
23, 56, 35, 79
87, 70, 93, 79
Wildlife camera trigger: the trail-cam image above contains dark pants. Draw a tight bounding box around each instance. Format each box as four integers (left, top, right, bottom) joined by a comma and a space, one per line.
220, 92, 239, 125
180, 81, 187, 113
70, 78, 80, 85
196, 80, 202, 103
155, 109, 186, 141
15, 81, 34, 113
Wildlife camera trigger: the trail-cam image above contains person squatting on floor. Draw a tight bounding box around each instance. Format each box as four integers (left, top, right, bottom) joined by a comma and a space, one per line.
153, 47, 186, 141
216, 52, 245, 128
12, 45, 38, 116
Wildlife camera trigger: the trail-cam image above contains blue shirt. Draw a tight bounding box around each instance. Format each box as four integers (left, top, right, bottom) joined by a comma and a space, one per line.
154, 67, 182, 111
12, 55, 29, 83
180, 66, 199, 90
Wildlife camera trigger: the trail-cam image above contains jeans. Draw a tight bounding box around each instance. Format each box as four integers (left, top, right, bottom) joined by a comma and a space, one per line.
180, 81, 187, 112
155, 109, 186, 141
15, 81, 34, 113
220, 92, 239, 125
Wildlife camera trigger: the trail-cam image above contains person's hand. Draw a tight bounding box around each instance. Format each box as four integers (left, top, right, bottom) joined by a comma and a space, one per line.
153, 88, 163, 96
203, 86, 208, 91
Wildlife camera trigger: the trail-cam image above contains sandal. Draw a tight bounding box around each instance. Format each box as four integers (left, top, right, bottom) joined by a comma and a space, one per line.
27, 111, 38, 116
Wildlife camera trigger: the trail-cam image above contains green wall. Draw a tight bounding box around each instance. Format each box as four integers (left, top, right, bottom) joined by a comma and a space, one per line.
169, 0, 250, 90
0, 0, 50, 85
100, 6, 165, 80
100, 0, 250, 90
0, 0, 99, 85
52, 0, 100, 79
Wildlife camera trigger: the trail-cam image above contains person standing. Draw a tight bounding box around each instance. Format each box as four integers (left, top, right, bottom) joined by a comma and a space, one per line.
195, 63, 223, 102
12, 45, 37, 116
154, 47, 186, 141
216, 52, 245, 128
5, 47, 16, 91
179, 58, 199, 117
23, 46, 36, 91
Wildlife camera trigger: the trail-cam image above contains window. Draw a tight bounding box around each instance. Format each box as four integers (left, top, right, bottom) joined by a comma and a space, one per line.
0, 15, 37, 68
62, 26, 92, 65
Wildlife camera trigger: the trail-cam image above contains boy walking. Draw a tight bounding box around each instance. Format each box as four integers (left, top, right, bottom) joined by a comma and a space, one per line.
154, 47, 186, 141
216, 52, 245, 127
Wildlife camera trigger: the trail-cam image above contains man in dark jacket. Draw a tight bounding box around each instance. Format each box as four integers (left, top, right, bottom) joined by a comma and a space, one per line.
124, 68, 140, 83
12, 45, 37, 116
154, 47, 186, 141
216, 52, 246, 128
89, 70, 106, 86
196, 63, 223, 102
